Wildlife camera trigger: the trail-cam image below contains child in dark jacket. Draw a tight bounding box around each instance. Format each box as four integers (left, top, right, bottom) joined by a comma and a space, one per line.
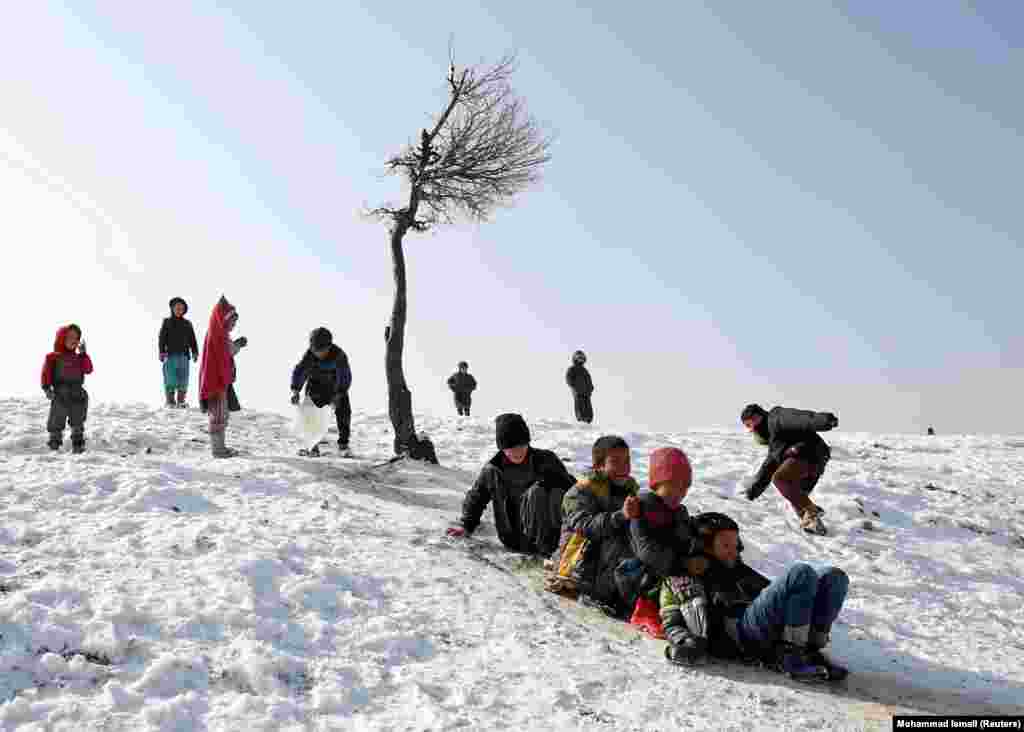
158, 296, 199, 408
447, 414, 576, 555
290, 327, 353, 456
41, 324, 94, 453
565, 350, 594, 424
447, 361, 477, 416
741, 404, 839, 535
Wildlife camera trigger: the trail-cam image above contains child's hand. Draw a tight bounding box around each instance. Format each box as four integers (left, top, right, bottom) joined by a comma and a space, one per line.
78, 341, 87, 355
44, 387, 54, 401
192, 354, 198, 363
290, 391, 300, 406
623, 495, 641, 520
160, 353, 168, 362
234, 336, 248, 349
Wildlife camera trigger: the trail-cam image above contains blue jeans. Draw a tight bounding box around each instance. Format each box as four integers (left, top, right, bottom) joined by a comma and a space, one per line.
738, 562, 848, 648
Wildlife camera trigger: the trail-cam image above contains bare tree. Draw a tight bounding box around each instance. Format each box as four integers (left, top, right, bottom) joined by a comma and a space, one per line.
371, 53, 552, 461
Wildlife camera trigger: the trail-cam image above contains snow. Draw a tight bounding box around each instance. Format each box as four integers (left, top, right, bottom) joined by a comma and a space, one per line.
1, 396, 1022, 731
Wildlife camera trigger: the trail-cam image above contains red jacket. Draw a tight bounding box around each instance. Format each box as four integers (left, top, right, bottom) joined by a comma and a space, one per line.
41, 325, 94, 388
199, 297, 236, 401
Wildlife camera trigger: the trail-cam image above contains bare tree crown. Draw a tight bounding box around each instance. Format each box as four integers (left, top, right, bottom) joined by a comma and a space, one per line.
373, 55, 552, 232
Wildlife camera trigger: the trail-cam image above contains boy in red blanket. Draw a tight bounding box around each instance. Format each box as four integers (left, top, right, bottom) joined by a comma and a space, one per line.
41, 324, 94, 453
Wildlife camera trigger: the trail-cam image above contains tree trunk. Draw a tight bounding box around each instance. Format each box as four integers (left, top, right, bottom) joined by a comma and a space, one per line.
385, 225, 438, 463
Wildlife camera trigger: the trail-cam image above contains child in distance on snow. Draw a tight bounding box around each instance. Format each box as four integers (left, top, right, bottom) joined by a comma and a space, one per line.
447, 361, 477, 416
41, 324, 93, 454
447, 413, 576, 556
741, 404, 838, 535
565, 350, 594, 424
158, 296, 199, 408
290, 327, 353, 457
199, 296, 247, 458
549, 436, 643, 614
660, 512, 850, 681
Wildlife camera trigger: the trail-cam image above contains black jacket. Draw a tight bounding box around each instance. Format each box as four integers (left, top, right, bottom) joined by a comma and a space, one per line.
158, 317, 199, 358
291, 345, 352, 406
629, 492, 698, 578
459, 448, 576, 549
565, 364, 594, 395
447, 372, 477, 396
750, 407, 836, 494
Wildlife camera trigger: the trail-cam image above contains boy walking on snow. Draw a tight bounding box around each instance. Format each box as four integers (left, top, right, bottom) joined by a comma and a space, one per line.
565, 350, 594, 424
741, 404, 838, 535
41, 324, 93, 453
447, 414, 576, 555
158, 296, 199, 407
447, 361, 477, 416
290, 327, 353, 457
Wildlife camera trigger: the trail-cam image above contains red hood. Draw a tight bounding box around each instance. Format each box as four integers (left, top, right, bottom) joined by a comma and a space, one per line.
199, 296, 237, 400
53, 325, 81, 353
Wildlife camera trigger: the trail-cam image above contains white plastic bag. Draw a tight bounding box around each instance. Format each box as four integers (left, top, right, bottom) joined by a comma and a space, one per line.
292, 397, 332, 450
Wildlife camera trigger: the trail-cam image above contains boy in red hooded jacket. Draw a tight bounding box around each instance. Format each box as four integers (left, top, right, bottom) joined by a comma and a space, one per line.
41, 324, 94, 453
199, 296, 247, 458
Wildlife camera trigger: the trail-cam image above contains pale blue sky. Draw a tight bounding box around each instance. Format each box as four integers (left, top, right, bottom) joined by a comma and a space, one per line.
1, 2, 1021, 434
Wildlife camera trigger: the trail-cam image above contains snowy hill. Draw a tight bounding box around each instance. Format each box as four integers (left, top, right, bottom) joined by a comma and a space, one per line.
1, 398, 1022, 731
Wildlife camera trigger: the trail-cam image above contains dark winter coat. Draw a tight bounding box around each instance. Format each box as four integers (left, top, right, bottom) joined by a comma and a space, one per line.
158, 303, 199, 359
291, 345, 352, 407
565, 363, 594, 395
750, 407, 836, 496
459, 448, 576, 550
447, 372, 477, 396
559, 471, 641, 614
628, 491, 698, 579
660, 556, 771, 660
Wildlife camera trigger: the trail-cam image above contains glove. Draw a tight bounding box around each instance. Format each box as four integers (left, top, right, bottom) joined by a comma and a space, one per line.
159, 353, 168, 362
44, 387, 54, 401
445, 526, 466, 538
234, 336, 248, 349
290, 391, 300, 406
667, 635, 708, 666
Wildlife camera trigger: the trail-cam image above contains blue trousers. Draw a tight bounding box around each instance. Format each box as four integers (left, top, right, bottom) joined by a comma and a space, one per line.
738, 562, 848, 648
163, 354, 191, 391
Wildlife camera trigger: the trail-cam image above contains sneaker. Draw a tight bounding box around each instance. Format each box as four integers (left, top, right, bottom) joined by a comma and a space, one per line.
807, 648, 848, 681
299, 445, 321, 458
337, 445, 353, 458
800, 506, 828, 535
48, 442, 61, 451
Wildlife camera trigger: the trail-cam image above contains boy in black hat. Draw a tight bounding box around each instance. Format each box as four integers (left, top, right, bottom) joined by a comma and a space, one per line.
291, 327, 353, 457
566, 350, 594, 423
447, 413, 576, 555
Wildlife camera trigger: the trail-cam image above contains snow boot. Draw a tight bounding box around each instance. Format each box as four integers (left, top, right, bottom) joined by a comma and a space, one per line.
665, 632, 708, 666
47, 433, 61, 451
176, 390, 188, 408
299, 445, 321, 458
808, 628, 848, 680
165, 391, 176, 408
774, 642, 829, 681
210, 431, 237, 459
71, 441, 86, 455
800, 505, 827, 535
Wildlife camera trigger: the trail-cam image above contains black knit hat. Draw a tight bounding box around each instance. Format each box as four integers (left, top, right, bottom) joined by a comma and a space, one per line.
310, 327, 333, 351
591, 435, 629, 468
740, 404, 766, 422
495, 413, 531, 450
168, 297, 188, 315
458, 361, 468, 370
694, 512, 743, 552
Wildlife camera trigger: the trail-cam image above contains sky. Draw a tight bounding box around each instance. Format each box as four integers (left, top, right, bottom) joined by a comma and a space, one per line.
1, 2, 1021, 435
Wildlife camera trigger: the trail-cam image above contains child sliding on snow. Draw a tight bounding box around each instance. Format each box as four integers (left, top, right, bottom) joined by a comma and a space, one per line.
158, 296, 199, 408
41, 324, 93, 454
660, 512, 850, 681
290, 327, 353, 457
199, 296, 247, 458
